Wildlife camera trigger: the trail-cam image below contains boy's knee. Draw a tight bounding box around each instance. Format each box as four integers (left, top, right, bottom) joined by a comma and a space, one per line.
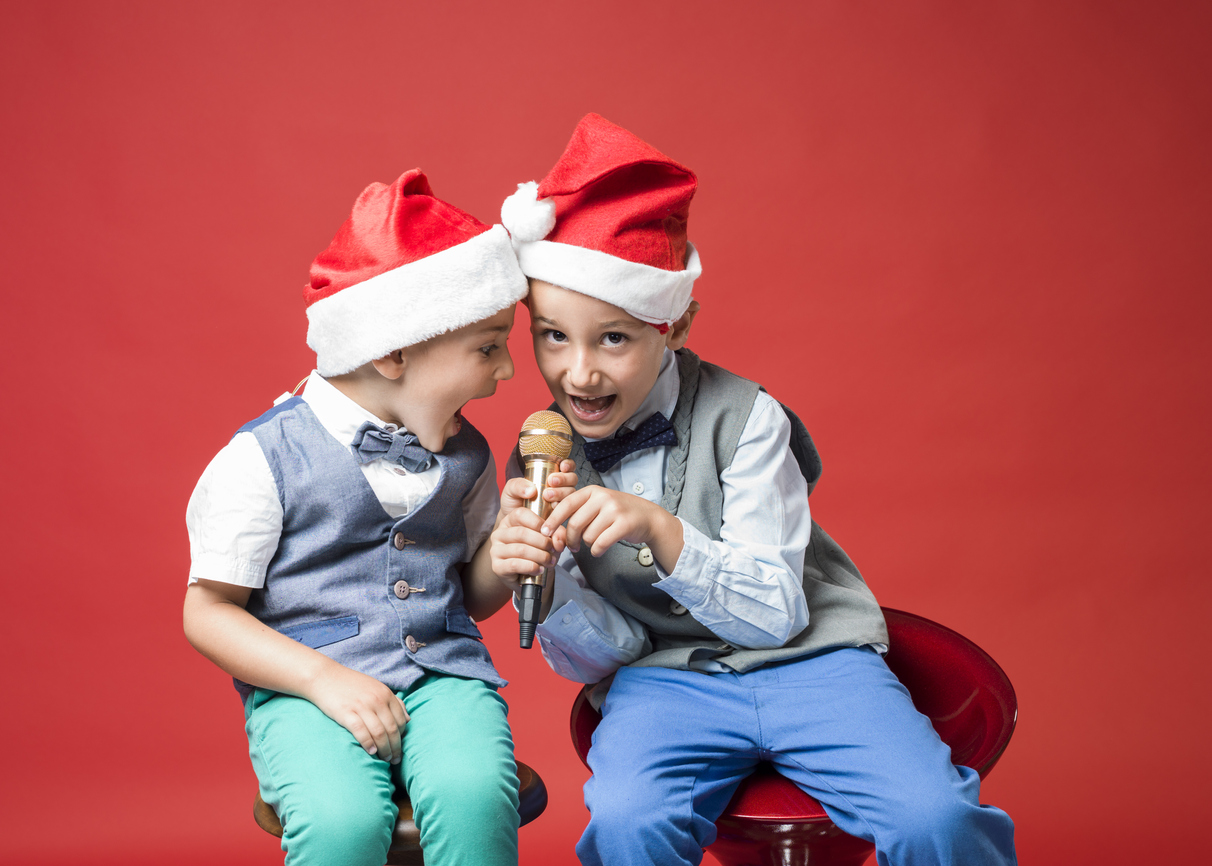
414, 764, 519, 832
582, 776, 714, 860
876, 780, 1015, 864
281, 790, 396, 866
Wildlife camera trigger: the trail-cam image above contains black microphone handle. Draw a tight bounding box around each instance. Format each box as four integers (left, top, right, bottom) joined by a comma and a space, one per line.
518, 583, 542, 649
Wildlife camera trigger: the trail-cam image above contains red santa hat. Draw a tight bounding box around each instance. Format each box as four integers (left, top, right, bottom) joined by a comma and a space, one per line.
305, 169, 528, 376
500, 113, 700, 328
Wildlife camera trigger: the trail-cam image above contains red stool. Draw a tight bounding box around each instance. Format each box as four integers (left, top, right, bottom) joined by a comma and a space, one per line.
569, 608, 1017, 866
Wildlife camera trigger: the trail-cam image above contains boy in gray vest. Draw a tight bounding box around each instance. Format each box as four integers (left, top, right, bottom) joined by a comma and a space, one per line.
492, 114, 1017, 866
184, 170, 575, 866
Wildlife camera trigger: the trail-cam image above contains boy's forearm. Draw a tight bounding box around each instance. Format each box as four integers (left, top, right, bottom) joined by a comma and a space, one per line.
183, 581, 336, 700
644, 506, 685, 573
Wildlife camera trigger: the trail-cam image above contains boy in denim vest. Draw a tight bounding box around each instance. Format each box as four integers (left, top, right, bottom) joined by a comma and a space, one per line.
490, 115, 1017, 866
184, 170, 574, 866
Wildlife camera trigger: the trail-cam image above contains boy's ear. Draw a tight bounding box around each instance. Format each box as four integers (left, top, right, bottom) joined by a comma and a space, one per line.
370, 349, 407, 380
665, 299, 701, 351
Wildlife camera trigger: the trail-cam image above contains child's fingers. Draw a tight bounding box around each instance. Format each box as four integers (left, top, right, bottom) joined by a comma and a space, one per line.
573, 509, 621, 557
343, 712, 382, 758
495, 523, 554, 554
587, 515, 633, 557
543, 477, 579, 503
563, 499, 607, 553
500, 477, 538, 510
501, 505, 546, 532
498, 558, 547, 578
364, 710, 393, 762
494, 543, 553, 575
544, 466, 579, 490
378, 704, 404, 764
541, 487, 594, 537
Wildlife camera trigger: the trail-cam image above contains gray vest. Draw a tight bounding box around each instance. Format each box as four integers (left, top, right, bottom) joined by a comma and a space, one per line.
233, 397, 504, 701
571, 349, 888, 676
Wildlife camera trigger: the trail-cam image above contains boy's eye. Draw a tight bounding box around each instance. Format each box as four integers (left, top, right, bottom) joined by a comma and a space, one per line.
479, 344, 498, 357
603, 332, 627, 346
544, 329, 568, 344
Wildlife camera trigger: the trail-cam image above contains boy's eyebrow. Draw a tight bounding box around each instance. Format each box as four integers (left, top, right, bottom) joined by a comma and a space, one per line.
532, 315, 641, 330
473, 324, 511, 335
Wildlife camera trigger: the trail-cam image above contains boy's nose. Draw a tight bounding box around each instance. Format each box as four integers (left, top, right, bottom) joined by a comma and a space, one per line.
567, 349, 599, 389
496, 346, 515, 381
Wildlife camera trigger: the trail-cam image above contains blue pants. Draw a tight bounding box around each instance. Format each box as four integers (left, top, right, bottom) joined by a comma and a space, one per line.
579, 647, 1016, 866
246, 674, 519, 866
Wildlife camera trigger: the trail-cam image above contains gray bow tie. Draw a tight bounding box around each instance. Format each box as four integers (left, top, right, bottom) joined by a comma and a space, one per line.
351, 422, 434, 473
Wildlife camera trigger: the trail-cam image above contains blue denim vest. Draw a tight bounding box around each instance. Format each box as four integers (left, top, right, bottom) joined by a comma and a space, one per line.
232, 397, 504, 701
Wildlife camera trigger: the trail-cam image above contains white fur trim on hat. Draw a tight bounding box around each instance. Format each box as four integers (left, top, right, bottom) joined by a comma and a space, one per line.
515, 240, 701, 326
500, 182, 556, 244
306, 224, 528, 376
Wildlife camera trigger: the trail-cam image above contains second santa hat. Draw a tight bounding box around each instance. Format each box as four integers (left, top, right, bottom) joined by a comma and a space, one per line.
500, 113, 701, 327
307, 169, 527, 376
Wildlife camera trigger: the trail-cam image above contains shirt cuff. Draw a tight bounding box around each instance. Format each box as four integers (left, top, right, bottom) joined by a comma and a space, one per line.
187, 552, 267, 588
536, 599, 646, 683
653, 517, 717, 607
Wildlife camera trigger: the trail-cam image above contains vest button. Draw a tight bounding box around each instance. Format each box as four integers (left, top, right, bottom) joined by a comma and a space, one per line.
393, 533, 414, 550
393, 580, 411, 599
405, 635, 426, 653
669, 600, 688, 616
637, 546, 654, 567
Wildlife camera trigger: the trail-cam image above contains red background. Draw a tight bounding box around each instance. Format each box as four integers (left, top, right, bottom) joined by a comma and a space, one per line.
2, 2, 1209, 864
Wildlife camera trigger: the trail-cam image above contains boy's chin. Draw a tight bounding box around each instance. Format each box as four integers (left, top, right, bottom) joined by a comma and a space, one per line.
416, 413, 461, 453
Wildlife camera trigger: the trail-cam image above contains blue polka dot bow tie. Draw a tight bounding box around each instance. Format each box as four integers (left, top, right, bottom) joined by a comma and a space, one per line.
583, 412, 678, 473
351, 422, 434, 473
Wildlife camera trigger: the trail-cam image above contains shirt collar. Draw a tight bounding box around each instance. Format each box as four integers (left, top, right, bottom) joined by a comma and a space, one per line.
300, 370, 407, 447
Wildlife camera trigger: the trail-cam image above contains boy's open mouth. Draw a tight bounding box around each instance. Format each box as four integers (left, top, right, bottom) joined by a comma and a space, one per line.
568, 394, 616, 422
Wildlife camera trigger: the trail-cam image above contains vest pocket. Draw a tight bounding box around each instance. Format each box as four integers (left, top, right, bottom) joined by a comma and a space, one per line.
445, 608, 483, 639
279, 614, 360, 649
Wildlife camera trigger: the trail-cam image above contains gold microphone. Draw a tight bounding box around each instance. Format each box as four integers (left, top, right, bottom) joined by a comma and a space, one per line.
517, 410, 574, 648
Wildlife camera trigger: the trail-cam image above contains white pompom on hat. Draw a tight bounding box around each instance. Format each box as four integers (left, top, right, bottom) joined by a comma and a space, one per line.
305, 169, 528, 376
501, 114, 700, 328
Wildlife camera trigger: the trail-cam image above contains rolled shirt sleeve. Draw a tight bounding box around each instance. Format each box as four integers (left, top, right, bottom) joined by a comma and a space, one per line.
536, 560, 652, 683
653, 392, 811, 649
186, 431, 283, 588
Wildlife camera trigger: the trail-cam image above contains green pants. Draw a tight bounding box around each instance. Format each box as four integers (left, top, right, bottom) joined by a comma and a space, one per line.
245, 674, 519, 866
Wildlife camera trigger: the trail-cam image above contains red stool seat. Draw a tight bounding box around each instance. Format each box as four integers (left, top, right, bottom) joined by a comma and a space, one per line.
569, 607, 1016, 866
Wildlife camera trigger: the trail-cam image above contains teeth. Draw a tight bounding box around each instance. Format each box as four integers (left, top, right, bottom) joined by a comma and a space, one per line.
572, 395, 613, 413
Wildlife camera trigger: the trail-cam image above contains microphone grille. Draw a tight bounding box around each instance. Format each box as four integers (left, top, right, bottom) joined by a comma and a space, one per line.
519, 410, 574, 460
